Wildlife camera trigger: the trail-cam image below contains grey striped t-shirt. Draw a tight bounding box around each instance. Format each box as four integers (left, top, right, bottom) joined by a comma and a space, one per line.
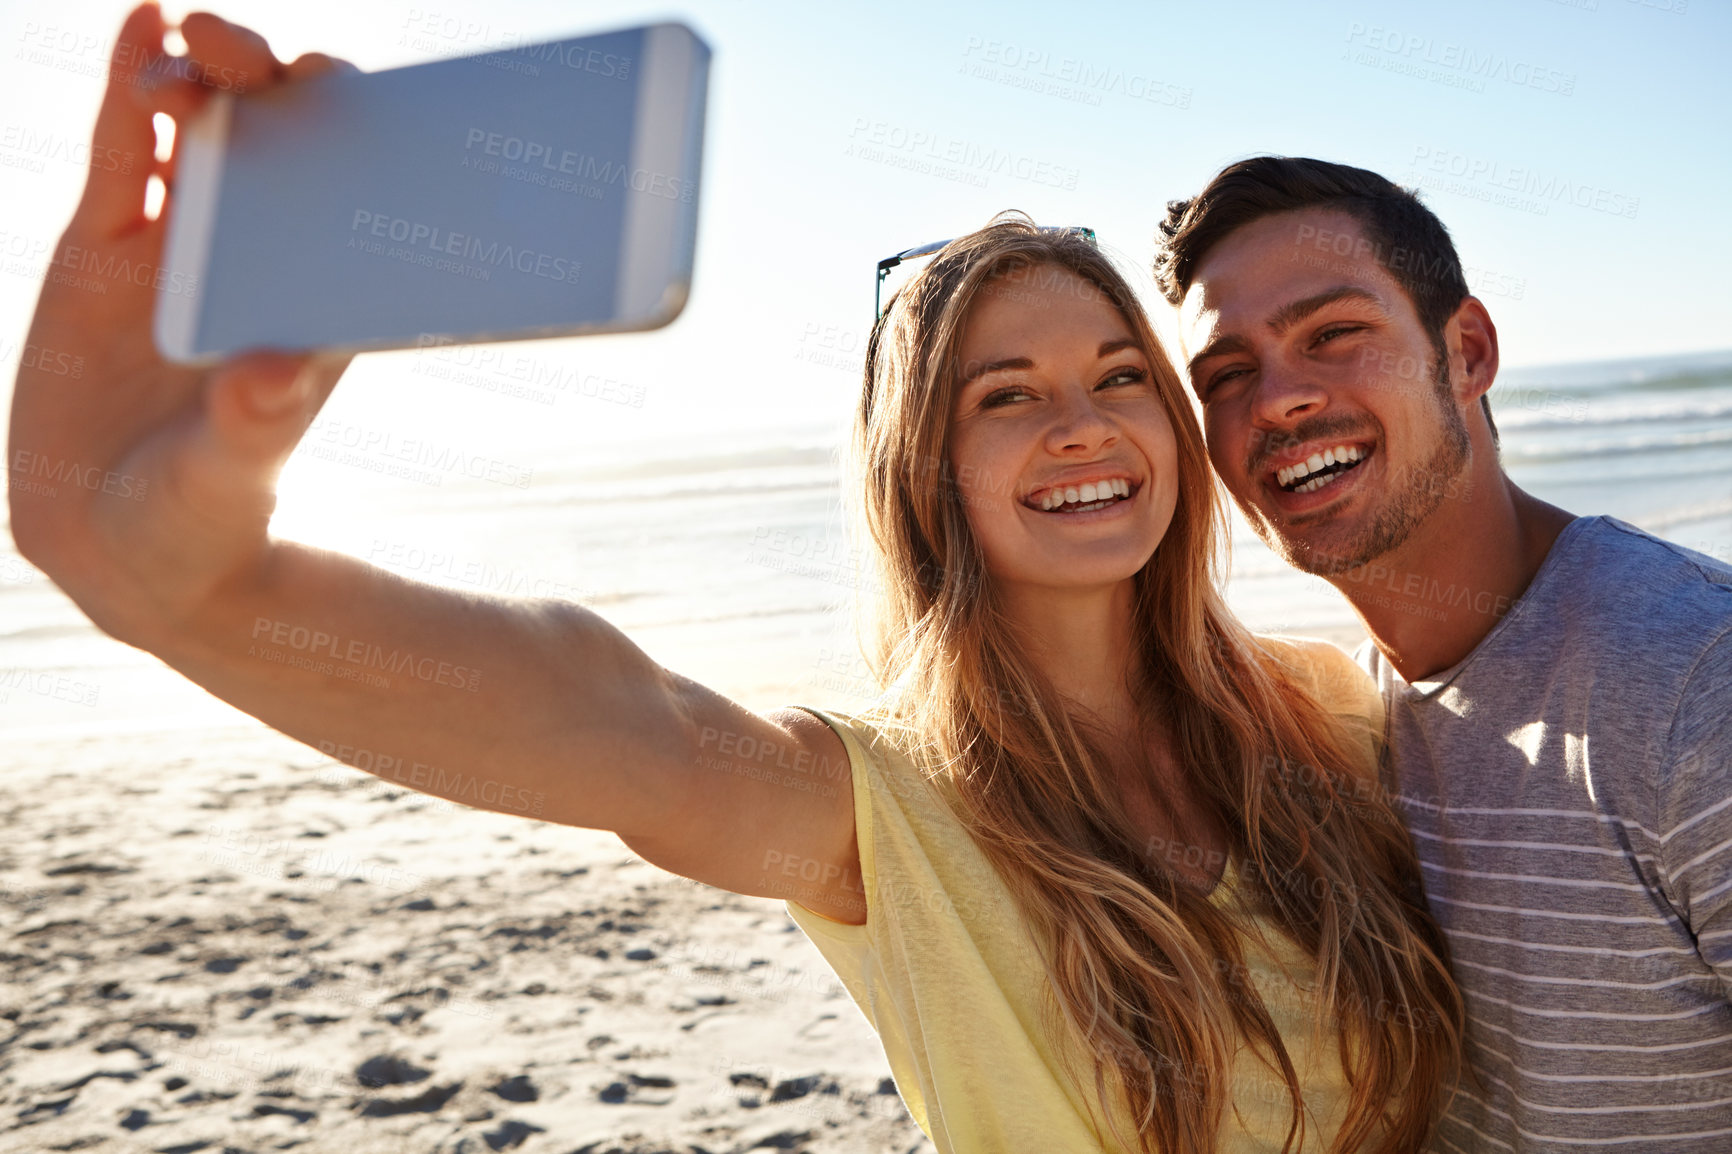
1360, 516, 1732, 1152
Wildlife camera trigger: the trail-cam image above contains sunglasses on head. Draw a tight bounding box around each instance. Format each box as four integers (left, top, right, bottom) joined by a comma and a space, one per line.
873, 226, 1097, 320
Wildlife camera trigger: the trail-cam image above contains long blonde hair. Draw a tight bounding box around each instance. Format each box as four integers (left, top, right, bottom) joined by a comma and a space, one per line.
852, 215, 1460, 1153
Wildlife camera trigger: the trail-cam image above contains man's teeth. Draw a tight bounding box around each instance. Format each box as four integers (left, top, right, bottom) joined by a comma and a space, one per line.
1037, 478, 1132, 511
1277, 445, 1364, 493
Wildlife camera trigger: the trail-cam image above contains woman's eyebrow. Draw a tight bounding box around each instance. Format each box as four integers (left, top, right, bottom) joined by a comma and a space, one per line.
960, 356, 1033, 385
959, 338, 1142, 386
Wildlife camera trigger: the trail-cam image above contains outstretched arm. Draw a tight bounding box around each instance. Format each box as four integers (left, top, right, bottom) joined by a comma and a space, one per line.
7, 4, 862, 924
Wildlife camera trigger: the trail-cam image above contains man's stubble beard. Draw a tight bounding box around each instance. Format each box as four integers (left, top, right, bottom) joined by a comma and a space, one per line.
1246, 351, 1471, 579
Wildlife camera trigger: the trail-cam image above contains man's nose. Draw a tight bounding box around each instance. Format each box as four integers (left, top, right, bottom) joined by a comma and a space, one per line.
1250, 360, 1329, 428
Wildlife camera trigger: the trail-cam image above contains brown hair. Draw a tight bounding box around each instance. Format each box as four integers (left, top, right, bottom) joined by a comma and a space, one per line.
1153, 155, 1494, 440
853, 212, 1461, 1153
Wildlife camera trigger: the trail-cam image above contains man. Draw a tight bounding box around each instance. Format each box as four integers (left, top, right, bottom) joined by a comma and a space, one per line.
1154, 156, 1732, 1150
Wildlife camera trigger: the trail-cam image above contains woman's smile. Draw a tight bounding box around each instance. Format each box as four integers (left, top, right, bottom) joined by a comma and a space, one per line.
1025, 474, 1139, 513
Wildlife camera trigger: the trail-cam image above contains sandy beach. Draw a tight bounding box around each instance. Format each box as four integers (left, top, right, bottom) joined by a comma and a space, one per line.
0, 721, 932, 1154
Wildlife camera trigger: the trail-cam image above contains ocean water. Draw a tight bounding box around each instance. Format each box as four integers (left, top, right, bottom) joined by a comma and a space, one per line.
3, 349, 1729, 743
1224, 349, 1732, 635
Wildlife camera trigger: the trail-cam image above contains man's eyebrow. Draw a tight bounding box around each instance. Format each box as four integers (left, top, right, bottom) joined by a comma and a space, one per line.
960, 338, 1141, 385
1266, 285, 1387, 335
1185, 286, 1387, 379
1185, 334, 1250, 380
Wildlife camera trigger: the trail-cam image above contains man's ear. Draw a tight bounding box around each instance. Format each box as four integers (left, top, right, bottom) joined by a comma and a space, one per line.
1447, 296, 1499, 405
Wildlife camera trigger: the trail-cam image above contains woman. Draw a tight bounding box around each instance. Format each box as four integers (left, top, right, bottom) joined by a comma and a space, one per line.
778, 218, 1461, 1152
9, 10, 1458, 1152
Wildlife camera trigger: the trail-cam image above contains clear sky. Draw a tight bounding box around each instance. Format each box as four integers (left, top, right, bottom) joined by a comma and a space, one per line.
2, 0, 1727, 458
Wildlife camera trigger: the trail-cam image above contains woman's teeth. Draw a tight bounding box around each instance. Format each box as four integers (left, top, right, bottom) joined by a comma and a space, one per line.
1277, 446, 1364, 494
1036, 478, 1132, 512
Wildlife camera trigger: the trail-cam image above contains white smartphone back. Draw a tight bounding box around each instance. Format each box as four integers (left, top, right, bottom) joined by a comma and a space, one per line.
156, 22, 709, 364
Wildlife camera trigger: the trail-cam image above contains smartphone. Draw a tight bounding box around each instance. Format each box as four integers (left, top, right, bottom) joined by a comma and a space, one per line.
155, 22, 709, 365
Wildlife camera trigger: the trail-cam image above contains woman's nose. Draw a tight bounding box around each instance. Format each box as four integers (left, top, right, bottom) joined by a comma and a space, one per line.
1045, 384, 1117, 453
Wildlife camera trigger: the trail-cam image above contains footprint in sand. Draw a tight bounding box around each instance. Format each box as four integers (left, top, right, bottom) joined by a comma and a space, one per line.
596, 1071, 676, 1106
488, 1073, 539, 1102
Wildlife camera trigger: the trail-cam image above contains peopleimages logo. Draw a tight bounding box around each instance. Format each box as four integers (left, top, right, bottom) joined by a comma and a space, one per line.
249, 616, 483, 692
958, 37, 1193, 109
349, 209, 583, 284
1344, 22, 1576, 95
501, 38, 631, 79
300, 415, 536, 489
462, 128, 694, 202
396, 12, 633, 78
10, 449, 148, 500
846, 118, 1081, 190
1410, 146, 1640, 220
14, 23, 249, 91
0, 123, 132, 173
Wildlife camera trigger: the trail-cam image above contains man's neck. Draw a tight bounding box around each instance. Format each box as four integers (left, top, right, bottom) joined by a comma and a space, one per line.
1335, 477, 1577, 682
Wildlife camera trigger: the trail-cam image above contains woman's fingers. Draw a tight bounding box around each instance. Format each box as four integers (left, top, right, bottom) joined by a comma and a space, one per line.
204, 352, 345, 454
284, 51, 359, 82
144, 46, 351, 229
179, 352, 347, 528
176, 11, 284, 93
77, 7, 296, 239
72, 2, 170, 237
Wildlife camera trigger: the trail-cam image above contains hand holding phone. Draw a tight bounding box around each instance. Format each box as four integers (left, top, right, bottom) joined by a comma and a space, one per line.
10, 7, 856, 925
10, 6, 357, 640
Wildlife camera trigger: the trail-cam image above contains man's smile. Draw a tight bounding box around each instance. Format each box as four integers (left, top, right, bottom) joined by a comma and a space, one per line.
1252, 438, 1379, 518
1271, 441, 1371, 494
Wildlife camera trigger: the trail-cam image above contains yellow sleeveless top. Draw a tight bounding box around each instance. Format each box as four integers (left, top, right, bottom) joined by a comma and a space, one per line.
785, 637, 1385, 1153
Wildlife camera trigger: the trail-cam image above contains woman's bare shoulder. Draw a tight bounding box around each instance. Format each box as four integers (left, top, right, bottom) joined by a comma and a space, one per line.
1251, 632, 1383, 734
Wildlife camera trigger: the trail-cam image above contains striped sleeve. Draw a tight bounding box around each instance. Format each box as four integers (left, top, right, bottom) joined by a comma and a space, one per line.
1659, 628, 1732, 994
